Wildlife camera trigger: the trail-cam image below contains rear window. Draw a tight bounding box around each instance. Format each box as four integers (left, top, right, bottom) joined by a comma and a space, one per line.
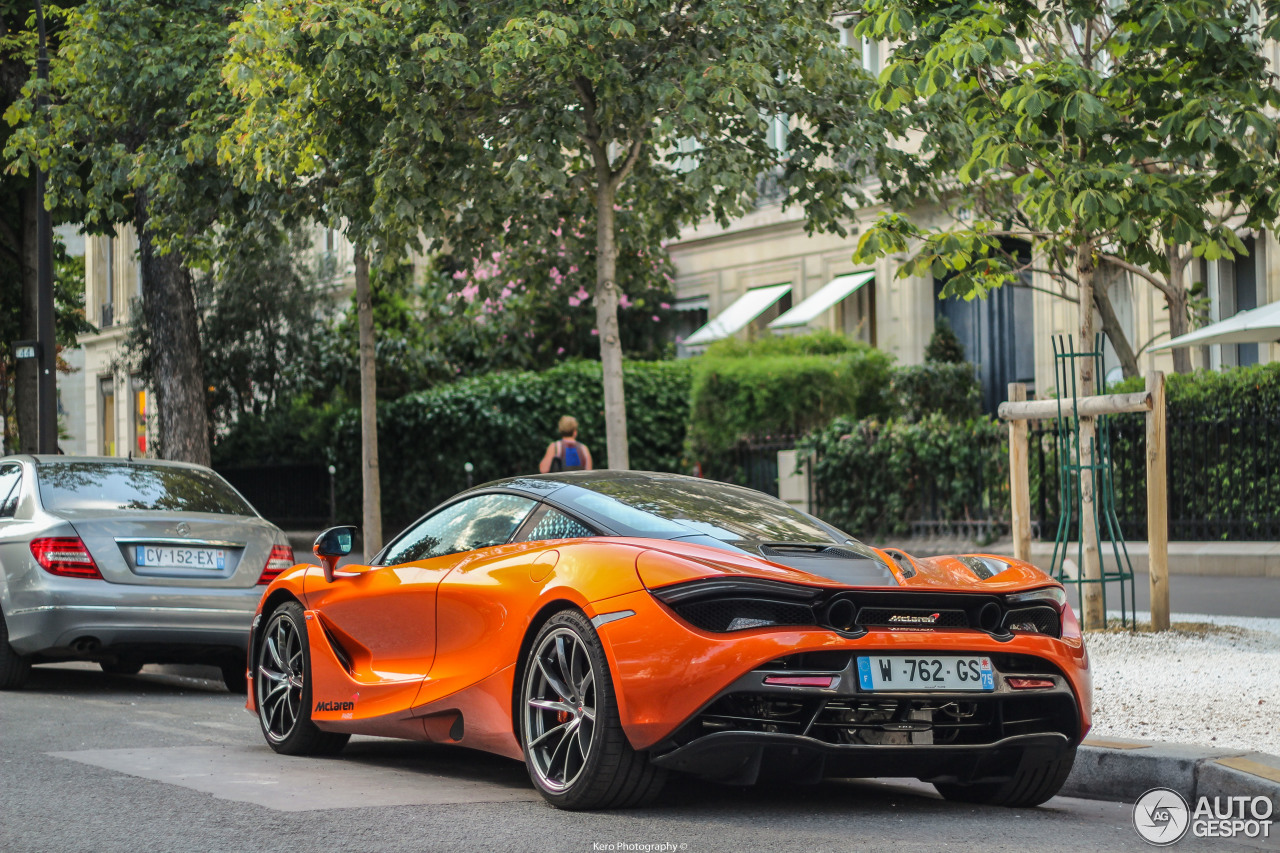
563, 476, 846, 545
37, 461, 256, 516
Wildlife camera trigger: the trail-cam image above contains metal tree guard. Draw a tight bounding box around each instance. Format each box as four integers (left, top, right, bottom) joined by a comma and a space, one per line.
1048, 335, 1136, 628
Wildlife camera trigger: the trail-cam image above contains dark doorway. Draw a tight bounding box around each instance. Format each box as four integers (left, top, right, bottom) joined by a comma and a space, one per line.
934, 246, 1037, 414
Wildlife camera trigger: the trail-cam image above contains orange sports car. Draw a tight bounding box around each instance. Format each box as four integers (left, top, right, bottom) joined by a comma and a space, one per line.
247, 472, 1090, 810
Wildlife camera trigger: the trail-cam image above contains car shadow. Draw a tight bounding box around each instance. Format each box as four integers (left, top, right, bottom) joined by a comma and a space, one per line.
332, 738, 537, 791
19, 662, 234, 695
327, 738, 979, 811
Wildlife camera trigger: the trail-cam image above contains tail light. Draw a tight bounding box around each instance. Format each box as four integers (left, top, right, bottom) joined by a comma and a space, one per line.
31, 537, 102, 579
258, 544, 295, 585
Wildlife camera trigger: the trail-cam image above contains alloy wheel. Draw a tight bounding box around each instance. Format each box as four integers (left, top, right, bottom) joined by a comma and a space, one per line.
523, 627, 598, 792
257, 611, 305, 742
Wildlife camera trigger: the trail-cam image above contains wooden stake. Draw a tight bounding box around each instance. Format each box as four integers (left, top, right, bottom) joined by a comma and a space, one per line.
1008, 383, 1031, 563
1146, 371, 1169, 631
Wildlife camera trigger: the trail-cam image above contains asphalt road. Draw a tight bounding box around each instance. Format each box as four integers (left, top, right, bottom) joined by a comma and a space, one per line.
4, 664, 1276, 853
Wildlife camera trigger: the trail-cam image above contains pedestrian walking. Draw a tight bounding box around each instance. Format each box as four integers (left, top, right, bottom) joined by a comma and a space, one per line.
539, 416, 593, 473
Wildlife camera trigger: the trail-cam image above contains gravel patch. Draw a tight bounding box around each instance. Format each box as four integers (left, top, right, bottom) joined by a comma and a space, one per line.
1087, 612, 1280, 753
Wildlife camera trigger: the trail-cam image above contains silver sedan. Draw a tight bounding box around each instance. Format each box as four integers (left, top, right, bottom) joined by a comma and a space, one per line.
0, 455, 295, 692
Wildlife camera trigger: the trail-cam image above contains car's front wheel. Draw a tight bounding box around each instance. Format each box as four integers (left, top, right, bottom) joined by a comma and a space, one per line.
933, 748, 1076, 808
254, 601, 349, 756
519, 610, 665, 810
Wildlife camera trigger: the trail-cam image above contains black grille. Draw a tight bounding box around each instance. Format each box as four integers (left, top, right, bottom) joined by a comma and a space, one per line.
1004, 606, 1060, 637
674, 599, 815, 632
679, 692, 1076, 748
856, 608, 969, 629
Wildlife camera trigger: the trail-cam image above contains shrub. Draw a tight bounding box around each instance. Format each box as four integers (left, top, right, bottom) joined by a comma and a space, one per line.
688, 335, 895, 459
802, 414, 1008, 540
330, 359, 693, 531
1101, 363, 1280, 540
891, 362, 982, 422
924, 317, 967, 364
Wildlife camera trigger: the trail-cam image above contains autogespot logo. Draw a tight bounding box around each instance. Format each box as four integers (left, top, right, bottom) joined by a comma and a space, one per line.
1134, 787, 1191, 846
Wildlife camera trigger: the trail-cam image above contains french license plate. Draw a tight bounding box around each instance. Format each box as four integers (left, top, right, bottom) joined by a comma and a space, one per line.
857, 655, 995, 692
135, 546, 225, 570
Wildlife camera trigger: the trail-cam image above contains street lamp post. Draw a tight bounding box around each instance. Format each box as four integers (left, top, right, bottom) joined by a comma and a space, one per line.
34, 0, 57, 454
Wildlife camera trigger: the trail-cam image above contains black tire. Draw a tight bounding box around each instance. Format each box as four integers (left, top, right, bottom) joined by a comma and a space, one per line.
934, 748, 1076, 808
100, 658, 144, 676
254, 601, 349, 756
221, 660, 247, 695
0, 611, 31, 690
519, 610, 666, 810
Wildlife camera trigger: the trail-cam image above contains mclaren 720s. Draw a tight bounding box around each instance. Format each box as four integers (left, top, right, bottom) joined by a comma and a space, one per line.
247, 471, 1090, 810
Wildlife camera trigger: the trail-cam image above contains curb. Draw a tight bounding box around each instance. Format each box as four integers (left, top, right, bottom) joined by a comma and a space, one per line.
1064, 736, 1280, 808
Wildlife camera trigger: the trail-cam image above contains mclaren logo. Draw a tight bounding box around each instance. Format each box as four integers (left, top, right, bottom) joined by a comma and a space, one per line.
315, 700, 356, 712
887, 612, 941, 624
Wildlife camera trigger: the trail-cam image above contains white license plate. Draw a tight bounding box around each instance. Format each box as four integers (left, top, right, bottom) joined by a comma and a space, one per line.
135, 546, 225, 570
857, 655, 995, 692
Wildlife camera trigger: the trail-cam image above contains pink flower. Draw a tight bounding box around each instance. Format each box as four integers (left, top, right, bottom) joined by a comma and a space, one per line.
568, 265, 579, 274
652, 315, 661, 322
590, 329, 599, 336
568, 295, 582, 307
618, 293, 632, 309
557, 347, 565, 354
659, 302, 671, 309
574, 287, 589, 301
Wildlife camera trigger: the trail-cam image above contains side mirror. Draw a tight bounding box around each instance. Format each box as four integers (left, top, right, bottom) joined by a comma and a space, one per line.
313, 525, 357, 583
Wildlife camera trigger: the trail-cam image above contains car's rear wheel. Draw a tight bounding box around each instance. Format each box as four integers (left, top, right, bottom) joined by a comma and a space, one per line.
221, 659, 247, 695
255, 601, 349, 756
519, 610, 666, 810
100, 657, 143, 676
0, 611, 31, 690
933, 748, 1076, 808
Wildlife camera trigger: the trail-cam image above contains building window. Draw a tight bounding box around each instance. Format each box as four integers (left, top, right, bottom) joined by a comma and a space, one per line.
838, 282, 876, 346
99, 377, 116, 456
672, 296, 710, 358
101, 237, 115, 327
131, 375, 147, 455
1205, 235, 1263, 369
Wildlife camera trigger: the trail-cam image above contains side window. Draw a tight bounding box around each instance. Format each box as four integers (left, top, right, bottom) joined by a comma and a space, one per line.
381, 493, 537, 565
518, 508, 595, 543
0, 464, 21, 519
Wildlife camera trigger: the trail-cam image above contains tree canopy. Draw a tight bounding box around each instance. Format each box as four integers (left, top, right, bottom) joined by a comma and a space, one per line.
5, 0, 263, 464
854, 0, 1280, 375
224, 0, 890, 467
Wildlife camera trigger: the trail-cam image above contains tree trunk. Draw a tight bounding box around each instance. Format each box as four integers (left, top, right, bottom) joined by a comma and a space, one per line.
1093, 264, 1138, 380
595, 179, 629, 470
15, 183, 37, 453
1164, 246, 1193, 374
355, 249, 382, 555
1074, 241, 1104, 630
134, 195, 210, 465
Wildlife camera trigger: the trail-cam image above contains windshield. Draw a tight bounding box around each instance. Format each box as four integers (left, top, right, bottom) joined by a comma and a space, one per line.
561, 476, 846, 545
37, 461, 257, 516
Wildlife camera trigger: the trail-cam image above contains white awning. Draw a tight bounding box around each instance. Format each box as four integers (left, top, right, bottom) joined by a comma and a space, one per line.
769, 271, 874, 329
684, 283, 792, 346
1149, 299, 1280, 349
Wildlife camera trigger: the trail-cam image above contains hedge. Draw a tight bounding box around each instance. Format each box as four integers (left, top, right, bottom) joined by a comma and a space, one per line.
329, 359, 693, 532
688, 337, 896, 458
801, 414, 1009, 540
1100, 363, 1280, 540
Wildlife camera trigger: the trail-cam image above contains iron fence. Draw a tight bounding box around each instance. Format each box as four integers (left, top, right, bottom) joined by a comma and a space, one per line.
1030, 414, 1280, 542
216, 463, 333, 530
703, 435, 801, 498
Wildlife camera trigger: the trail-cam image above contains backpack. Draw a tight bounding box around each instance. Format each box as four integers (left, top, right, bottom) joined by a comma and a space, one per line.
550, 440, 585, 472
